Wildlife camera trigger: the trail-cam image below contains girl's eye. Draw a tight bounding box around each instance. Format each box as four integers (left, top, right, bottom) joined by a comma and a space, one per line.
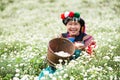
74, 23, 77, 25
74, 23, 78, 25
68, 23, 72, 25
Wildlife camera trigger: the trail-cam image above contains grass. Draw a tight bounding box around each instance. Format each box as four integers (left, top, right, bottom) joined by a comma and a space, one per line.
0, 0, 120, 80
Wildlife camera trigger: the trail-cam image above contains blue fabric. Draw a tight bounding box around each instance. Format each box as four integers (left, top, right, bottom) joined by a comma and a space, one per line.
74, 49, 81, 59
70, 49, 81, 60
39, 66, 56, 80
68, 37, 75, 42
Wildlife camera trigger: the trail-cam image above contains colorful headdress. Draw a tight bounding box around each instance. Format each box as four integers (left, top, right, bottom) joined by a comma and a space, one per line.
60, 11, 85, 33
61, 11, 80, 21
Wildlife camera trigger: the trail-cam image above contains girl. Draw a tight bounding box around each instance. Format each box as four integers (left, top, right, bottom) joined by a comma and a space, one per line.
60, 11, 96, 58
39, 11, 96, 80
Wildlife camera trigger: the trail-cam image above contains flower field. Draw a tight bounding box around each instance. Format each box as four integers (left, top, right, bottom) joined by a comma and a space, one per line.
0, 0, 120, 80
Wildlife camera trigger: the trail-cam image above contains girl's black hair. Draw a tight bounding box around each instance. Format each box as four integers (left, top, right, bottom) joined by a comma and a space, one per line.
62, 17, 85, 27
79, 18, 85, 41
79, 18, 85, 27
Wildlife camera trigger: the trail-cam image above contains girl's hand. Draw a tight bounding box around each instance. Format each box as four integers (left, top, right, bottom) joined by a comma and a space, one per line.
74, 42, 85, 50
85, 40, 96, 55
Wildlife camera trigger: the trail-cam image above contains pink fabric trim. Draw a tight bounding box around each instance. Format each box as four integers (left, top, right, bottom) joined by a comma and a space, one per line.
84, 36, 92, 42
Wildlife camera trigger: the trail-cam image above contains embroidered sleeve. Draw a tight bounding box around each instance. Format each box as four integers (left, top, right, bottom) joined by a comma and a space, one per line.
84, 36, 94, 47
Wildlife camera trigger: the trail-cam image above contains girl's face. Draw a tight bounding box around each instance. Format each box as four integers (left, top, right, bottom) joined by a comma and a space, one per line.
66, 21, 81, 37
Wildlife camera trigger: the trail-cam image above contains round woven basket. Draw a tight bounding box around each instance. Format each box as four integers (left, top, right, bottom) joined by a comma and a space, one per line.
47, 38, 75, 67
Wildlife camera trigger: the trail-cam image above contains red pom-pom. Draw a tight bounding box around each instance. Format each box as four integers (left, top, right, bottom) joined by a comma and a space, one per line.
89, 41, 96, 48
69, 12, 74, 17
61, 13, 65, 20
86, 41, 96, 55
86, 46, 93, 55
90, 41, 96, 45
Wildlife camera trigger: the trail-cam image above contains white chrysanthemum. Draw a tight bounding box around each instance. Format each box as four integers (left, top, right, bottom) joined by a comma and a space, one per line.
90, 74, 96, 78
58, 76, 62, 79
63, 73, 68, 78
56, 64, 63, 70
52, 77, 57, 80
60, 70, 64, 74
13, 77, 19, 80
1, 67, 4, 69
15, 73, 20, 77
113, 56, 120, 62
58, 59, 63, 63
103, 56, 110, 60
41, 77, 45, 80
7, 64, 11, 67
15, 64, 19, 67
49, 74, 53, 78
110, 75, 113, 80
21, 75, 29, 80
34, 76, 39, 80
43, 71, 49, 76
83, 78, 87, 80
16, 69, 20, 73
70, 76, 75, 80
107, 67, 113, 71
20, 63, 24, 66
41, 55, 46, 59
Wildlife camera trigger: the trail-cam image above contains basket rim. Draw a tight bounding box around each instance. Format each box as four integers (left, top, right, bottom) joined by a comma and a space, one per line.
48, 38, 75, 57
